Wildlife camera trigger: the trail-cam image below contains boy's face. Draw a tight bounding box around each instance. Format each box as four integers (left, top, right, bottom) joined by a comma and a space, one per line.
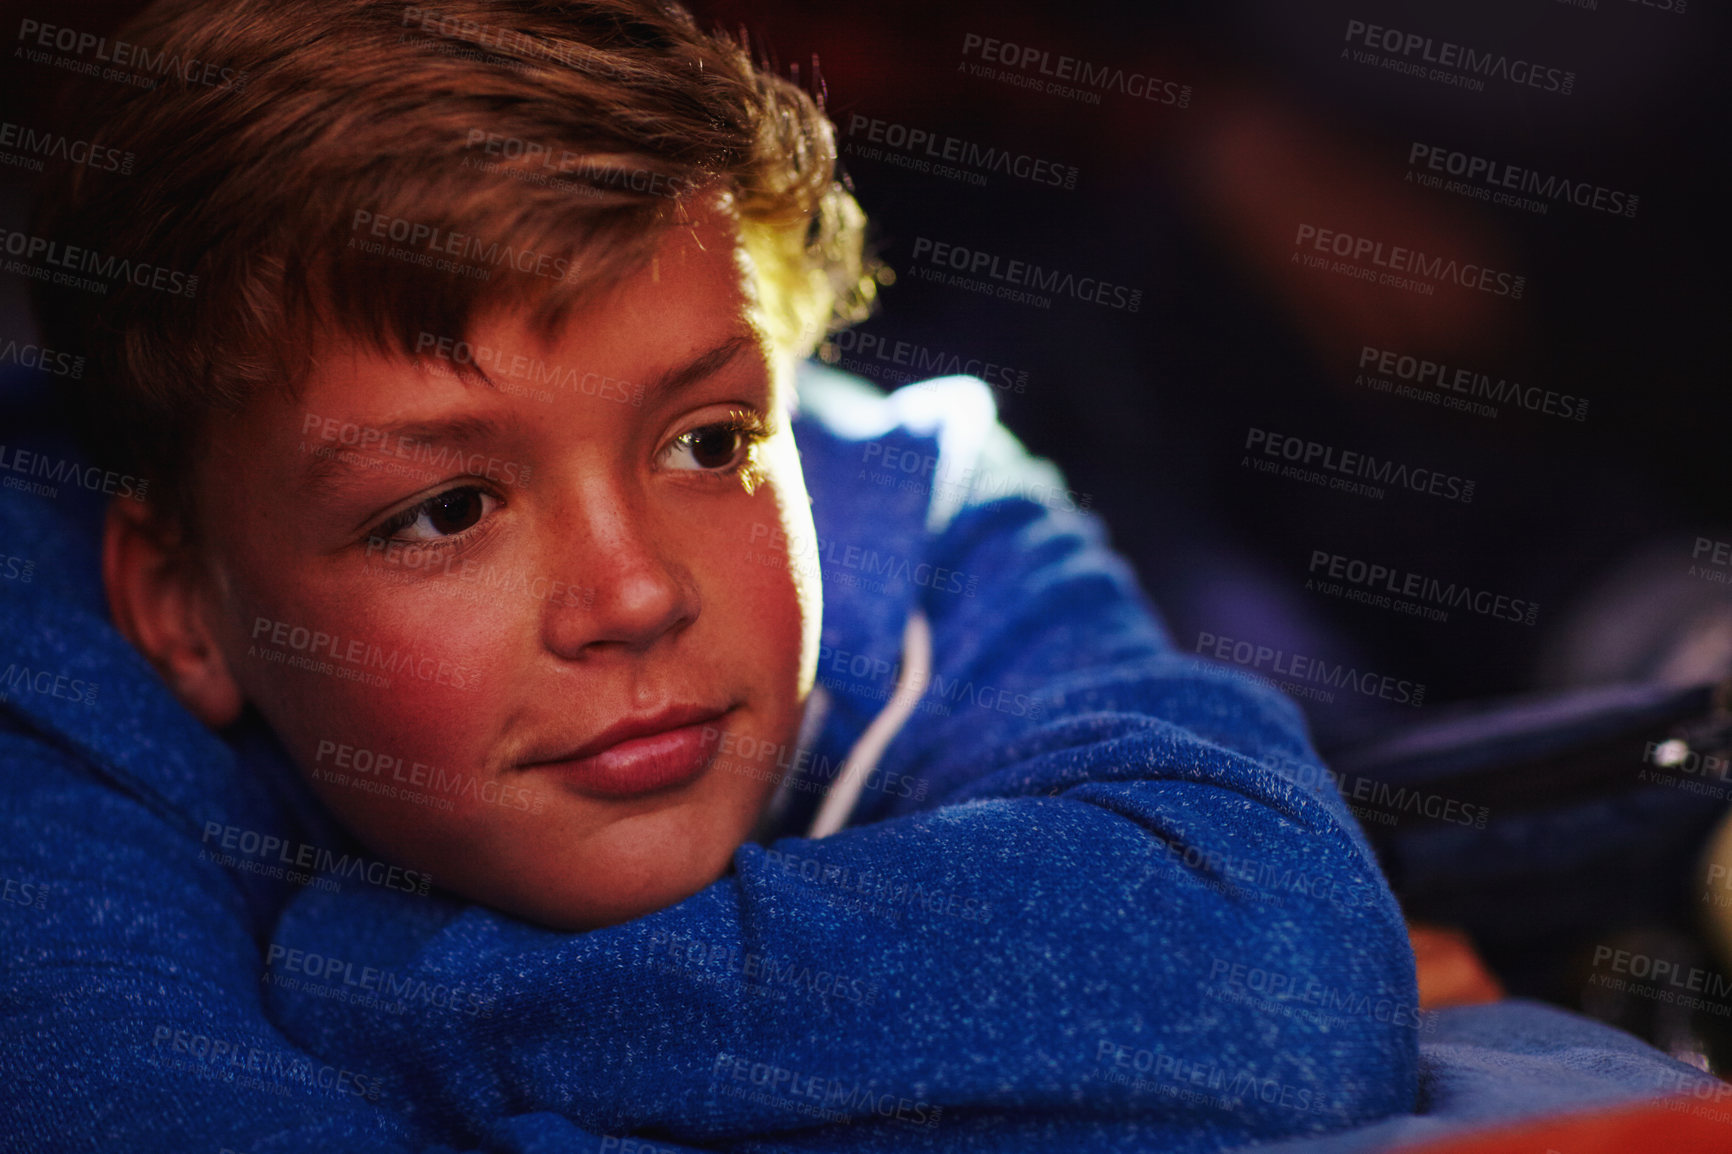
182, 201, 822, 929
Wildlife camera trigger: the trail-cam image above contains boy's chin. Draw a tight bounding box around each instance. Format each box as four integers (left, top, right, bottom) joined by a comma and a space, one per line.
507, 881, 723, 934
469, 842, 740, 932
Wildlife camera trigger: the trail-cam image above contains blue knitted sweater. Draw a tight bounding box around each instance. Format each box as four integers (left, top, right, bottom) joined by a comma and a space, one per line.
0, 363, 1421, 1152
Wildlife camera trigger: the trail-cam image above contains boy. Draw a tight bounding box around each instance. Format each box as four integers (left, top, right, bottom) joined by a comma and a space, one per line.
0, 0, 1417, 1150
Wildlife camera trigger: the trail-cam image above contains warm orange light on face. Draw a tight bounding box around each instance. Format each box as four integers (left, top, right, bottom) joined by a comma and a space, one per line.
190, 200, 823, 929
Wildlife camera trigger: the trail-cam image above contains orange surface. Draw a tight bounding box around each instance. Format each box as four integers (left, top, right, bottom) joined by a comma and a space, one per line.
1408, 923, 1506, 1009
1395, 1097, 1732, 1153
1400, 924, 1731, 1150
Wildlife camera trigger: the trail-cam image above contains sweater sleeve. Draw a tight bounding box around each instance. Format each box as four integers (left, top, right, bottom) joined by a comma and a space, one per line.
260, 414, 1421, 1153
0, 722, 715, 1154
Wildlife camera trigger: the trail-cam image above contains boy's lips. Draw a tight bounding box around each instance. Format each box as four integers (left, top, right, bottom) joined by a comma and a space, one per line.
516, 704, 733, 799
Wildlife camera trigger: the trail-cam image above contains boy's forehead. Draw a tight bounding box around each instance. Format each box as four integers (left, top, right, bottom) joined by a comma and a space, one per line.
276, 253, 762, 435
325, 206, 770, 392
190, 194, 789, 496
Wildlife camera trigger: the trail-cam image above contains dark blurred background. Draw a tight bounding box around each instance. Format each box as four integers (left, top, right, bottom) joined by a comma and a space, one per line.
4, 0, 1731, 1068
680, 0, 1731, 739
3, 0, 1725, 732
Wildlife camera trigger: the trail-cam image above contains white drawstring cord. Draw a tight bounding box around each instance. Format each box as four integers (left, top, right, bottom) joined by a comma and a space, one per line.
807, 609, 932, 839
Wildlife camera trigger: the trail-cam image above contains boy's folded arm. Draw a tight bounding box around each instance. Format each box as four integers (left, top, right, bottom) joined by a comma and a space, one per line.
264, 446, 1420, 1149
0, 730, 700, 1154
269, 722, 1417, 1149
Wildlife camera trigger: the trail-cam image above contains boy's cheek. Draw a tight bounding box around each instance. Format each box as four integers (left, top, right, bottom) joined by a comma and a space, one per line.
752, 433, 823, 688
220, 586, 508, 823
269, 671, 504, 841
213, 483, 808, 927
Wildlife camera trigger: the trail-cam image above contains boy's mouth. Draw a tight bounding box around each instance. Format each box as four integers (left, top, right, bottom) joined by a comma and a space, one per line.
515, 703, 734, 799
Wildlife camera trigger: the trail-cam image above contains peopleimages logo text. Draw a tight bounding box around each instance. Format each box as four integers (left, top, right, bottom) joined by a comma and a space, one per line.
1407, 143, 1637, 219
1197, 631, 1426, 707
1293, 224, 1524, 299
1308, 550, 1539, 626
1244, 428, 1475, 504
0, 120, 133, 173
15, 18, 249, 91
960, 33, 1192, 107
1357, 346, 1587, 422
1343, 19, 1575, 95
910, 236, 1142, 312
844, 114, 1078, 190
0, 443, 148, 500
0, 227, 198, 297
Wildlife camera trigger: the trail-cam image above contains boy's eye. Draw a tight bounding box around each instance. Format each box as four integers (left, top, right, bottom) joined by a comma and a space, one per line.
661, 419, 764, 473
371, 486, 498, 544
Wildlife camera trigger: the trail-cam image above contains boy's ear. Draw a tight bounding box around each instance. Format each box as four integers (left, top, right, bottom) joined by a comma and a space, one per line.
102, 497, 245, 729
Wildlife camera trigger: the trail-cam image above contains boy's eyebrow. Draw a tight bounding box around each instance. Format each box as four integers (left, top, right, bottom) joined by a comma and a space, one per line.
645, 333, 757, 401
297, 414, 510, 499
443, 332, 755, 401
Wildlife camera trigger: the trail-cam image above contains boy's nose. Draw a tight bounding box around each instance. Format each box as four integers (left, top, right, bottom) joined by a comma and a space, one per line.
538, 490, 697, 659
